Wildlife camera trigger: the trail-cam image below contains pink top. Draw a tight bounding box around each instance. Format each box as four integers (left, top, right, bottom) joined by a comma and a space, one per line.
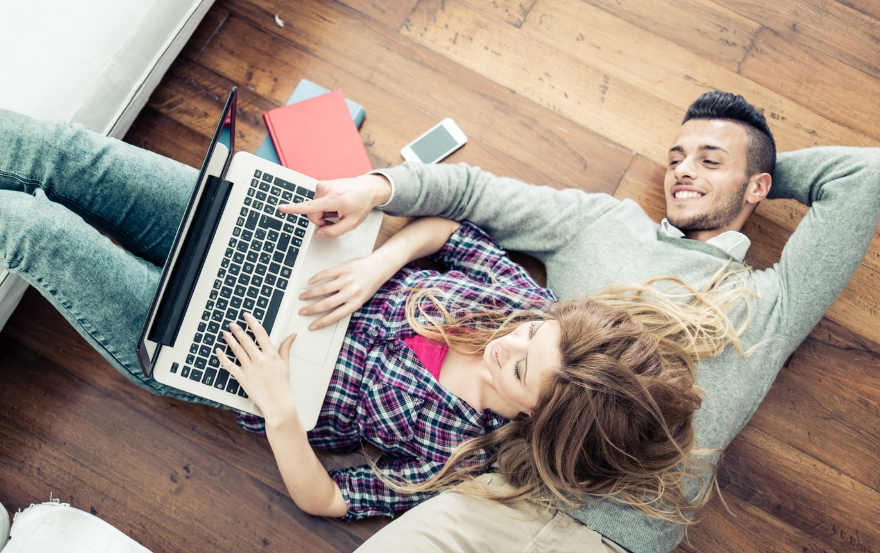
403, 335, 449, 380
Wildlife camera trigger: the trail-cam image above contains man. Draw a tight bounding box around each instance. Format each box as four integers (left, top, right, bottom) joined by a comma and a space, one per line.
283, 91, 880, 553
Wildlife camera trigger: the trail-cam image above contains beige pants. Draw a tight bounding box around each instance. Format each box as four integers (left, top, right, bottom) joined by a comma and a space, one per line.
355, 474, 629, 553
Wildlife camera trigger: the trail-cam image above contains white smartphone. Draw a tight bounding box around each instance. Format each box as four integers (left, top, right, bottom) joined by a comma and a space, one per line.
400, 118, 467, 164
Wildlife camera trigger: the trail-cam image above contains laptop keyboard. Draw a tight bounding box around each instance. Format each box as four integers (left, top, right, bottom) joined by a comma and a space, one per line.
169, 169, 314, 399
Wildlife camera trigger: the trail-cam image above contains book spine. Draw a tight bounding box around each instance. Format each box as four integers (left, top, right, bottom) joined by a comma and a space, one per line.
262, 112, 288, 167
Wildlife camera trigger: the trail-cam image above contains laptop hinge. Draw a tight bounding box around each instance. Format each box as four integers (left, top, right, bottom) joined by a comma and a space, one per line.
149, 175, 234, 346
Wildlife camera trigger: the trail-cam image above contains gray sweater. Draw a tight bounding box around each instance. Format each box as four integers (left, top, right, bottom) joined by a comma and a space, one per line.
377, 147, 880, 553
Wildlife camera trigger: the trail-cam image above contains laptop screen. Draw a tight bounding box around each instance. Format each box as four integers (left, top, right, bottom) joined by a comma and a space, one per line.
136, 88, 238, 377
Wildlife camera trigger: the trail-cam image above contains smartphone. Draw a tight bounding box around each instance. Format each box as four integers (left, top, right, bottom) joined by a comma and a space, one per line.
400, 118, 467, 164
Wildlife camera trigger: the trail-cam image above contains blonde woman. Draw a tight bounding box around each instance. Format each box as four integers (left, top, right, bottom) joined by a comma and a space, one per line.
222, 217, 749, 523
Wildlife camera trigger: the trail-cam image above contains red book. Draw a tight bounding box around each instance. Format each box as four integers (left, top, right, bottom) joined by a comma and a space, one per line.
263, 89, 372, 180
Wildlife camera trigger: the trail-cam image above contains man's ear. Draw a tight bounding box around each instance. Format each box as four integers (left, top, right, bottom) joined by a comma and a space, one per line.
746, 173, 772, 205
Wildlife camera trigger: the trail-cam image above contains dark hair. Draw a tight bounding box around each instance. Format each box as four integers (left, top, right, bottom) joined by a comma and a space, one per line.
682, 91, 776, 177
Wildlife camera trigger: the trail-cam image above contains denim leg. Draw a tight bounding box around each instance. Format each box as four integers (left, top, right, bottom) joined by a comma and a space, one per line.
0, 108, 198, 265
0, 188, 218, 405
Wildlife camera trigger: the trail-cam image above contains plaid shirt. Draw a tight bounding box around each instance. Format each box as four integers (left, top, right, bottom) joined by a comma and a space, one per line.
238, 222, 556, 519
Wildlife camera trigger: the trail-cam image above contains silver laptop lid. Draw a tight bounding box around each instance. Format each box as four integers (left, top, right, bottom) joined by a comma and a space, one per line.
136, 88, 238, 377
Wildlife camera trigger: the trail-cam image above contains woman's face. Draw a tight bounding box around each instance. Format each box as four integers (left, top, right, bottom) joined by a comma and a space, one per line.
483, 320, 561, 415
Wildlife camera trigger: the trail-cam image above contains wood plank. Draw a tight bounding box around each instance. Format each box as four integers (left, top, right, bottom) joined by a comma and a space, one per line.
1, 289, 391, 544
724, 0, 880, 82
190, 13, 569, 190
520, 0, 880, 156
747, 364, 880, 489
836, 0, 880, 21
179, 3, 230, 62
463, 0, 537, 27
682, 492, 828, 553
740, 27, 880, 142
123, 107, 209, 167
408, 0, 880, 255
789, 328, 880, 417
333, 0, 420, 29
583, 0, 761, 72
0, 334, 360, 553
719, 426, 880, 553
401, 0, 683, 164
226, 0, 632, 195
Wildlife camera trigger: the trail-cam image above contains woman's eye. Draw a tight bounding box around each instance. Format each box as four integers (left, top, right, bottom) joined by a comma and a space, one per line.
528, 322, 539, 338
514, 360, 523, 380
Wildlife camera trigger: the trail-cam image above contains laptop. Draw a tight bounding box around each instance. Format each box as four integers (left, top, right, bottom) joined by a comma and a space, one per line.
137, 87, 382, 430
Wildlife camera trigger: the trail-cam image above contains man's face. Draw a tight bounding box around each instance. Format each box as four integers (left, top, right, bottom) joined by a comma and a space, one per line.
664, 119, 752, 235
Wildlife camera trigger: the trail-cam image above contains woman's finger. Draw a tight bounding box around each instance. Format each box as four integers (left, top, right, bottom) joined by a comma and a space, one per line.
308, 303, 357, 330
216, 347, 242, 378
243, 313, 273, 351
278, 333, 298, 359
222, 330, 250, 368
298, 290, 352, 317
230, 322, 260, 357
299, 276, 348, 300
306, 264, 345, 286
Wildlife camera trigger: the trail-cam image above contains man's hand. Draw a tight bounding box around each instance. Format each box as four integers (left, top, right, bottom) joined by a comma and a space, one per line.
279, 173, 392, 238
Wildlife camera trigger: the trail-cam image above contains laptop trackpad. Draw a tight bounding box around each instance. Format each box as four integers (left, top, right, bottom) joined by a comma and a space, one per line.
285, 289, 338, 365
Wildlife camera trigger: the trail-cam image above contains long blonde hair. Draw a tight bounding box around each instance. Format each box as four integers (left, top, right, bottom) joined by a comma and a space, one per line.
387, 264, 754, 525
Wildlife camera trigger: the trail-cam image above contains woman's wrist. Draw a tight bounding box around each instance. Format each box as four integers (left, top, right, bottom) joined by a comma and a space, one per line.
262, 400, 301, 433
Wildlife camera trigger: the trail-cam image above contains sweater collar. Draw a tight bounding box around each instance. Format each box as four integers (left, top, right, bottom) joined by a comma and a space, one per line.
659, 219, 751, 262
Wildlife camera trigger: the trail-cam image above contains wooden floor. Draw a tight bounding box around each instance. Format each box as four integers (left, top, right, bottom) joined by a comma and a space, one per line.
3, 0, 880, 551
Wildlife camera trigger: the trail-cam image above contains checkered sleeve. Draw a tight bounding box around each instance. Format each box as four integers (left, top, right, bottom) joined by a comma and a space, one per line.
432, 222, 552, 299
329, 458, 445, 520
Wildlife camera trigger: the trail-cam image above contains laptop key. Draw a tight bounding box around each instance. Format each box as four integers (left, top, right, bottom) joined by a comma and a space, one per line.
181, 365, 191, 378
238, 386, 248, 398
259, 215, 282, 230
190, 369, 204, 382
283, 247, 298, 267
194, 357, 207, 370
215, 369, 230, 390
262, 289, 285, 335
226, 377, 239, 394
171, 362, 179, 374
203, 368, 217, 387
245, 210, 260, 230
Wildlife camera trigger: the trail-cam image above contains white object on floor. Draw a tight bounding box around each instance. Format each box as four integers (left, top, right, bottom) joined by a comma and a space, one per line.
4, 500, 151, 553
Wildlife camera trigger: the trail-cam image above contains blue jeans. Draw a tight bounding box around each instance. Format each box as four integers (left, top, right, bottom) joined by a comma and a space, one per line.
0, 108, 218, 406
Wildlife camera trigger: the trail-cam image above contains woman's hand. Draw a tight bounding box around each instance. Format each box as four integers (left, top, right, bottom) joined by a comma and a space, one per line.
297, 253, 390, 330
216, 313, 298, 424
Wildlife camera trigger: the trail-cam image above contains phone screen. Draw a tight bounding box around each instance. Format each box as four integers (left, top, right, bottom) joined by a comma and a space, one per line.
411, 124, 459, 163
